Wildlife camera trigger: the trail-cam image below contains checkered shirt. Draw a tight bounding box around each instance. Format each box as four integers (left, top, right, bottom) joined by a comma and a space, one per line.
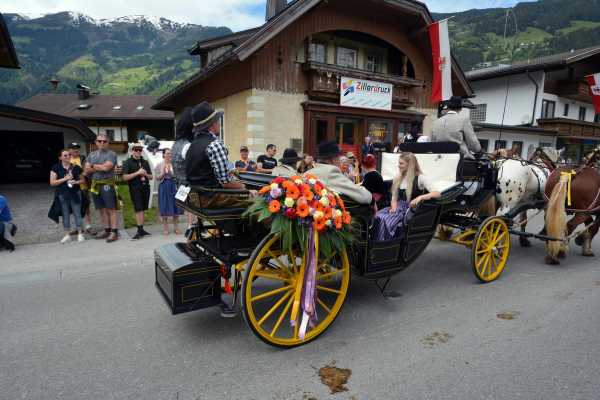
205, 134, 232, 185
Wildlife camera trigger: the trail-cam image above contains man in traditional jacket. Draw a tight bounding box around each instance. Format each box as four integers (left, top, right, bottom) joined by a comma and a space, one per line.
309, 141, 372, 204
432, 96, 481, 159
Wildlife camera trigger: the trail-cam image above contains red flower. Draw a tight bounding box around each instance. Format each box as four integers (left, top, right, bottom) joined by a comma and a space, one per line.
273, 177, 285, 184
342, 211, 351, 224
284, 208, 297, 219
334, 216, 343, 230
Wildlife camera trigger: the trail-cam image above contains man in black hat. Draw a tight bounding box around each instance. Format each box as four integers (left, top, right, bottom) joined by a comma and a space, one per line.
309, 141, 372, 204
432, 96, 481, 159
272, 148, 301, 177
185, 102, 247, 207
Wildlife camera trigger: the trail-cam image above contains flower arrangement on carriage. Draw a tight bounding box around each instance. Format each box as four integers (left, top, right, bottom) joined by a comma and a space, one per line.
244, 174, 354, 341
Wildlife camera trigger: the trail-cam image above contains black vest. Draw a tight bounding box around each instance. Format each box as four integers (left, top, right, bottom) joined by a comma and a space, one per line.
171, 138, 190, 186
185, 132, 218, 188
397, 177, 424, 202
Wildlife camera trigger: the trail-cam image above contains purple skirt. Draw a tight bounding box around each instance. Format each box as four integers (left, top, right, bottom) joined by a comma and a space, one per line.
373, 201, 409, 241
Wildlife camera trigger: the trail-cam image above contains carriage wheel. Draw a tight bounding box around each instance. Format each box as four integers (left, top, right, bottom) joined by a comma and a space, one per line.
241, 234, 350, 348
471, 217, 510, 283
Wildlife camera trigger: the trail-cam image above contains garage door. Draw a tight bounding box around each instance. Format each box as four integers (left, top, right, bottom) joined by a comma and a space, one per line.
0, 131, 64, 183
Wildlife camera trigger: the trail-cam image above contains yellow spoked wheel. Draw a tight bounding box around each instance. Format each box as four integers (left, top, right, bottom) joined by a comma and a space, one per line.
471, 217, 510, 283
241, 234, 350, 348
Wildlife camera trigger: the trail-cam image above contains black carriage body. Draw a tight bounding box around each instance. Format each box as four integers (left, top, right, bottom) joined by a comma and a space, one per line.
155, 243, 222, 314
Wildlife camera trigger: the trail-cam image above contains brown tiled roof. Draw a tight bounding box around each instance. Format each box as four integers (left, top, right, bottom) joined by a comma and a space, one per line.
466, 46, 600, 81
0, 13, 20, 69
18, 94, 173, 120
153, 0, 473, 110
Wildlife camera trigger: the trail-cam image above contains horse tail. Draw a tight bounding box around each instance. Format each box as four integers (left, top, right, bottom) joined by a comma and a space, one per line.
545, 175, 568, 257
479, 195, 496, 217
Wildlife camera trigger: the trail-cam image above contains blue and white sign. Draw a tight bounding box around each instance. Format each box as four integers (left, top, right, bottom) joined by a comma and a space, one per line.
340, 77, 393, 111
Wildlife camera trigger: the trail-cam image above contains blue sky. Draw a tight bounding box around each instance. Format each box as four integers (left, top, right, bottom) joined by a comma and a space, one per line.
4, 0, 535, 31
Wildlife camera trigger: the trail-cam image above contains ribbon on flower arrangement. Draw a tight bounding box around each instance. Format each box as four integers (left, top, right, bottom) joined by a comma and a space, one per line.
298, 225, 319, 340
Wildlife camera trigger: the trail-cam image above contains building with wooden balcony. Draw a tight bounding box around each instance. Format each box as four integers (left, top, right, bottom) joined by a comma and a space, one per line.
467, 46, 600, 162
153, 0, 472, 158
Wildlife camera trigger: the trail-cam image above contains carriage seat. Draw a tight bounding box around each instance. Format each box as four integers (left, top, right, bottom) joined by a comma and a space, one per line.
382, 142, 461, 193
178, 186, 251, 221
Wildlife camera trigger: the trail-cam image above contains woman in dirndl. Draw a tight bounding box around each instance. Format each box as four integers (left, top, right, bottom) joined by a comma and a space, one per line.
155, 148, 183, 235
373, 152, 441, 241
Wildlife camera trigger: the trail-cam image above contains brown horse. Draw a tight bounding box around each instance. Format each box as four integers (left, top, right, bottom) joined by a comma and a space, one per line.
544, 148, 600, 264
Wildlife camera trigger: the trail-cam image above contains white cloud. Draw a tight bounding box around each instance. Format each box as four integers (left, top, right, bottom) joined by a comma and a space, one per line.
2, 0, 534, 30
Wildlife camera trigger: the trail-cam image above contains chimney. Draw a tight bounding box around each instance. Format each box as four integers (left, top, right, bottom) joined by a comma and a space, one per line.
266, 0, 287, 21
77, 84, 91, 100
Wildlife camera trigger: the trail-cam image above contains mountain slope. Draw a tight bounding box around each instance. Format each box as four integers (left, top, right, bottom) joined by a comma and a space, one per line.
0, 12, 231, 105
434, 0, 600, 69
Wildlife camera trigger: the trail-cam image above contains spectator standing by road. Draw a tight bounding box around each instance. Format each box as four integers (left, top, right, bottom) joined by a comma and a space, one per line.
235, 145, 257, 172
68, 142, 93, 234
361, 136, 374, 156
155, 148, 182, 236
0, 195, 17, 252
50, 149, 85, 243
256, 144, 277, 173
122, 142, 153, 240
297, 154, 315, 173
85, 133, 119, 243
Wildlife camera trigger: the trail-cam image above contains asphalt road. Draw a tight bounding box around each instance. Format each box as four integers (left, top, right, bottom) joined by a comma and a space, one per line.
1, 221, 599, 400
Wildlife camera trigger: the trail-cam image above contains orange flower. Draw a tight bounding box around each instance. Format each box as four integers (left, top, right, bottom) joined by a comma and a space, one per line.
328, 195, 337, 207
316, 203, 326, 214
337, 195, 346, 212
315, 218, 327, 232
334, 216, 343, 230
296, 202, 310, 218
324, 207, 333, 220
286, 184, 300, 200
304, 174, 317, 181
290, 175, 302, 182
303, 189, 314, 201
269, 200, 281, 213
259, 185, 271, 194
342, 211, 351, 224
314, 182, 324, 194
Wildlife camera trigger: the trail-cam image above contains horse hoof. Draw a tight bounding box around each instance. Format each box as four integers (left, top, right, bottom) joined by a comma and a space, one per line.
545, 255, 560, 265
582, 252, 595, 257
557, 250, 566, 259
574, 235, 585, 247
519, 237, 532, 247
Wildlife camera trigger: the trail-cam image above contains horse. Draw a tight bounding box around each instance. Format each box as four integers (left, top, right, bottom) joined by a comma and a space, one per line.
493, 147, 561, 247
544, 147, 600, 265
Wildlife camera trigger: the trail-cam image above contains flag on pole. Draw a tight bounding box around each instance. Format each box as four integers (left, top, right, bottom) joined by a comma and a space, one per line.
429, 19, 453, 103
586, 73, 600, 114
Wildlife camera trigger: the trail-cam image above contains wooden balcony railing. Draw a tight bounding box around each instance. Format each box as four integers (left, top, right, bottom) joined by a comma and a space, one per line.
537, 118, 600, 138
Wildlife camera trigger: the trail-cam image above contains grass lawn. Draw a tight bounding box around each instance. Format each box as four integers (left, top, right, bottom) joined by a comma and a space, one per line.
117, 183, 159, 229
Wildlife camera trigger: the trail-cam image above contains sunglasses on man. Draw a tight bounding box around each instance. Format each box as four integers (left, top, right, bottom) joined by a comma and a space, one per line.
96, 139, 108, 143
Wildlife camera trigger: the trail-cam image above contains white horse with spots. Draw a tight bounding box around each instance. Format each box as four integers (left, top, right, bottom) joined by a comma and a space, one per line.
495, 147, 561, 246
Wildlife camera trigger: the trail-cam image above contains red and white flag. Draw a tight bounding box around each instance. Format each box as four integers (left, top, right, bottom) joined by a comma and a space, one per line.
429, 19, 453, 103
586, 73, 600, 114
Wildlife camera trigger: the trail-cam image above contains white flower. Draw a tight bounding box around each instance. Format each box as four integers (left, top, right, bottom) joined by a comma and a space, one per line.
325, 219, 332, 226
335, 209, 343, 217
319, 196, 329, 207
313, 211, 324, 220
321, 189, 328, 196
294, 179, 303, 185
284, 197, 295, 208
309, 178, 316, 185
270, 183, 279, 190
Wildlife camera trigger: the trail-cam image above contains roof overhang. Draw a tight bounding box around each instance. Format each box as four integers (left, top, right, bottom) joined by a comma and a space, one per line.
154, 0, 473, 110
0, 104, 96, 141
473, 122, 558, 137
0, 13, 20, 69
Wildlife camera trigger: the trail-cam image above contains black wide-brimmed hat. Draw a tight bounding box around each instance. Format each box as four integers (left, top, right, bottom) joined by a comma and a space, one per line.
279, 148, 302, 165
447, 96, 463, 109
191, 101, 223, 130
317, 140, 341, 160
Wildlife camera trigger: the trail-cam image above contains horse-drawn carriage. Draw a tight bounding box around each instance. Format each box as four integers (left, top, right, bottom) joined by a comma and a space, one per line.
155, 142, 511, 348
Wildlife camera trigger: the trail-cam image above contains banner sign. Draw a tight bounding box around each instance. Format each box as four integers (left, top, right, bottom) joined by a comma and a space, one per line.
428, 19, 453, 103
586, 73, 600, 114
340, 77, 393, 111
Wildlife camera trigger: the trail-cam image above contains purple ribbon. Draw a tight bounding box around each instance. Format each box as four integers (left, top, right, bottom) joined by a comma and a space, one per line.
299, 225, 318, 339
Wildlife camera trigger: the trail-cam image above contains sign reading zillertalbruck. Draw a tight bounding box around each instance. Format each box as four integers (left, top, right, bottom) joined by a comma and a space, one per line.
340, 77, 393, 111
